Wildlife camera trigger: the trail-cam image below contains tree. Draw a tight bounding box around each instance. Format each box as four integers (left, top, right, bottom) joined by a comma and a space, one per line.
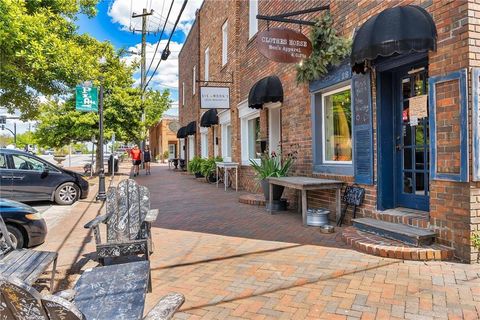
0, 0, 101, 118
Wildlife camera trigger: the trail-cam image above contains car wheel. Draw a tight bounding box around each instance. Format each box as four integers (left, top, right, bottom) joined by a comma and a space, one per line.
3, 225, 24, 249
54, 182, 80, 205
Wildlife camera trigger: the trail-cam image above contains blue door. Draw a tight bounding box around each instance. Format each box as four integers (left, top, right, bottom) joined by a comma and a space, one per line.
394, 66, 430, 211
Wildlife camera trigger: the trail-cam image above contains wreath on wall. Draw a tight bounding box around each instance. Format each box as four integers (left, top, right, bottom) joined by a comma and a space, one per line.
296, 14, 351, 83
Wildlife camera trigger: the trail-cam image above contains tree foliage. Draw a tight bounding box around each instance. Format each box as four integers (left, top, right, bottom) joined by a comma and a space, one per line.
0, 0, 101, 118
296, 14, 351, 83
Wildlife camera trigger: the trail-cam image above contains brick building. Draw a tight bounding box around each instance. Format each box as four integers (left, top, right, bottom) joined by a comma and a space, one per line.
178, 0, 480, 263
148, 115, 179, 161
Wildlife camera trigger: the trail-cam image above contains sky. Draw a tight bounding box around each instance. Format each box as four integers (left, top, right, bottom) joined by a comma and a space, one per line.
1, 0, 203, 136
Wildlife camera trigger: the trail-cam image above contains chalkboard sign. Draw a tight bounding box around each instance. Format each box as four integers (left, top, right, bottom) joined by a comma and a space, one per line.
353, 73, 371, 126
352, 72, 374, 185
343, 186, 366, 206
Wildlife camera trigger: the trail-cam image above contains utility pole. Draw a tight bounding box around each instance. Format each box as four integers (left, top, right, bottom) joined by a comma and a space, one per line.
132, 8, 153, 151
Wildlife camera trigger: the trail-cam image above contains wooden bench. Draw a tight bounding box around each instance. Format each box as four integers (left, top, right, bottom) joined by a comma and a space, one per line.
0, 270, 185, 320
0, 215, 57, 292
84, 179, 159, 266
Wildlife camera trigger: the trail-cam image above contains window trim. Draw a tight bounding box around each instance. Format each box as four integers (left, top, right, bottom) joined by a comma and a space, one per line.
311, 80, 354, 176
238, 100, 260, 165
248, 0, 258, 40
192, 65, 196, 96
182, 82, 185, 106
321, 85, 353, 165
222, 21, 228, 66
204, 48, 209, 81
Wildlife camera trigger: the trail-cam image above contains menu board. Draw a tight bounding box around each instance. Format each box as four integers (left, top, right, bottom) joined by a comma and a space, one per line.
353, 73, 372, 126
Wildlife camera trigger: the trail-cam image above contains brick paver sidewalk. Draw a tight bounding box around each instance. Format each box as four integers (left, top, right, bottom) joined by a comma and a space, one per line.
38, 163, 479, 319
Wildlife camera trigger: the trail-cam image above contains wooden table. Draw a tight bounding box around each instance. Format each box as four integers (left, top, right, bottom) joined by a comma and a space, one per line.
267, 177, 344, 226
74, 261, 150, 320
216, 162, 239, 192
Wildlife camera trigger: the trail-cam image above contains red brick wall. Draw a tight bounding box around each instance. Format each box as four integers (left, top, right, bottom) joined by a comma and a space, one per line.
179, 0, 478, 262
179, 15, 200, 156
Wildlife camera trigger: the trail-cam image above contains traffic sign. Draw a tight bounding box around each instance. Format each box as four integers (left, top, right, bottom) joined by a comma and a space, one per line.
76, 85, 98, 112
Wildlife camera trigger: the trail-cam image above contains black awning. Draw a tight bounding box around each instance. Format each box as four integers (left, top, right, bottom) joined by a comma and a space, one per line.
248, 76, 283, 109
200, 109, 218, 127
177, 126, 187, 138
186, 121, 197, 135
351, 5, 437, 73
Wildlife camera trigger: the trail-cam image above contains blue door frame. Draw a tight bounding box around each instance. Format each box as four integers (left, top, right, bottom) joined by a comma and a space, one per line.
376, 53, 430, 212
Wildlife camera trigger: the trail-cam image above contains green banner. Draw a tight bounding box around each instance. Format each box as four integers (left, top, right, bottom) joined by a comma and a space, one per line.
76, 85, 98, 112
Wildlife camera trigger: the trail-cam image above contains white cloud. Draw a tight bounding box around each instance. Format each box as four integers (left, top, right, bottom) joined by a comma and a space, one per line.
108, 0, 203, 34
122, 39, 183, 92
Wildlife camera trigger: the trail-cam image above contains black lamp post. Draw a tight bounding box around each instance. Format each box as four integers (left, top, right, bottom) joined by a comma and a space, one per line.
96, 57, 107, 201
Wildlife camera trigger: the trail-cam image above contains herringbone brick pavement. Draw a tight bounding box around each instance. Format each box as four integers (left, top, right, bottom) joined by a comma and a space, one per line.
136, 165, 480, 320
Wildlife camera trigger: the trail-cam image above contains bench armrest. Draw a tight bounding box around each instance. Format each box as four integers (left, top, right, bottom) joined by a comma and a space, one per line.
145, 209, 159, 222
54, 289, 76, 302
143, 293, 185, 320
84, 215, 108, 229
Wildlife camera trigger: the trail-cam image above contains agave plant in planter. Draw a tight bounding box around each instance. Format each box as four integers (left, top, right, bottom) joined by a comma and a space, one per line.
201, 156, 223, 183
250, 152, 295, 201
187, 156, 206, 178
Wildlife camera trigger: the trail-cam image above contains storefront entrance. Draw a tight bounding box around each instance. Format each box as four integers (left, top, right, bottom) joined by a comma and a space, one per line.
377, 55, 430, 212
394, 66, 430, 211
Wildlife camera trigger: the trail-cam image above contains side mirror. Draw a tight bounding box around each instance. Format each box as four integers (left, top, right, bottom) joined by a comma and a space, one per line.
41, 167, 49, 177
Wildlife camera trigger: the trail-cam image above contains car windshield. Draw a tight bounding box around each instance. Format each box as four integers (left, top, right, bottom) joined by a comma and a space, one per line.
11, 154, 46, 172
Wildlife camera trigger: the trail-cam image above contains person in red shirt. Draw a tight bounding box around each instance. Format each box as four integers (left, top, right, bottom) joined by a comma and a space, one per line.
130, 144, 142, 177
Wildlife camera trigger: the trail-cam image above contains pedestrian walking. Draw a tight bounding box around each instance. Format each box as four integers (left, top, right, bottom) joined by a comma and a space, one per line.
130, 144, 142, 177
143, 145, 151, 175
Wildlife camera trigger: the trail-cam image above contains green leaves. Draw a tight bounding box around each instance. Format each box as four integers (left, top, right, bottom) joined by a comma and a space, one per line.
296, 14, 351, 83
250, 152, 295, 180
0, 0, 100, 117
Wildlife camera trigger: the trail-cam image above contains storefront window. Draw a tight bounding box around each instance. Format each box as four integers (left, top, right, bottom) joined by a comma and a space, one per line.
322, 86, 352, 163
248, 117, 261, 160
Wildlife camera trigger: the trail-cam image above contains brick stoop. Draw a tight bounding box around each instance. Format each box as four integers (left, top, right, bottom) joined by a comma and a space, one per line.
366, 208, 430, 229
238, 193, 266, 206
342, 227, 454, 261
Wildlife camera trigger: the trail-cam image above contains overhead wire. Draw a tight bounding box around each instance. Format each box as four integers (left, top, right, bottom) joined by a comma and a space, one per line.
144, 0, 188, 92
144, 0, 175, 80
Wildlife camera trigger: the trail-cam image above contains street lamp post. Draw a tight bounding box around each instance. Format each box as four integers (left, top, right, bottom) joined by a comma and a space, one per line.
96, 57, 107, 201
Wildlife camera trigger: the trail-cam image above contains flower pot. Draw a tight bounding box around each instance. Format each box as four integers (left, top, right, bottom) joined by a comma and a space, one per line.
194, 172, 204, 178
53, 155, 66, 167
261, 179, 284, 201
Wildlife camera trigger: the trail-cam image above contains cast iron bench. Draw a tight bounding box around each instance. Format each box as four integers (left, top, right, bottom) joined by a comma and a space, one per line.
0, 215, 57, 292
84, 179, 159, 266
0, 262, 185, 320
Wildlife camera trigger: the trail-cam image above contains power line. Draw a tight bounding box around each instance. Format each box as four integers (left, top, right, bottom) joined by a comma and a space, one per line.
145, 0, 174, 79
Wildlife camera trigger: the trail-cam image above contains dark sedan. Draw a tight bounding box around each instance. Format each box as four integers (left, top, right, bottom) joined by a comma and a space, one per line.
0, 198, 48, 248
0, 148, 89, 205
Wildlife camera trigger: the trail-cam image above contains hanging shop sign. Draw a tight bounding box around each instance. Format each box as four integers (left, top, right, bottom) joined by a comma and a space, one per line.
256, 27, 313, 63
200, 86, 230, 109
75, 81, 98, 112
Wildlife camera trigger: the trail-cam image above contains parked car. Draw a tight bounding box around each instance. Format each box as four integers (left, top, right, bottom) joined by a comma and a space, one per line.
0, 198, 48, 248
0, 148, 89, 205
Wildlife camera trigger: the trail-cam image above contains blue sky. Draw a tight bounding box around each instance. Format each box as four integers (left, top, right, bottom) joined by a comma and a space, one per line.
76, 0, 204, 116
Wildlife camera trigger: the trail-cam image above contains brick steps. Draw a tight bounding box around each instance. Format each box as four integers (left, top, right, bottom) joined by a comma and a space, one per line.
342, 227, 454, 261
353, 218, 436, 246
238, 193, 265, 206
367, 208, 430, 229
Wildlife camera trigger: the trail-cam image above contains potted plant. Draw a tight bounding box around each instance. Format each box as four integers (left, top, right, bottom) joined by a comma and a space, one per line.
163, 150, 170, 163
188, 156, 205, 178
201, 156, 223, 183
250, 152, 295, 201
53, 147, 67, 167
